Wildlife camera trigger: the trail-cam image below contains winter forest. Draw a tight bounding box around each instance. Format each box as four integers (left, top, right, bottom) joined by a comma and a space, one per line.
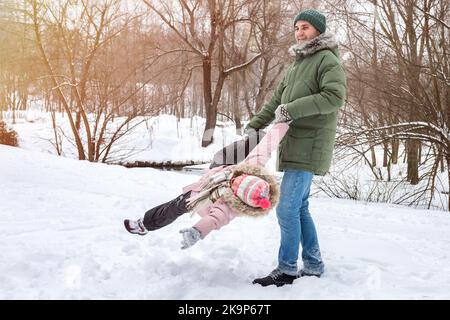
2, 0, 448, 210
1, 0, 450, 300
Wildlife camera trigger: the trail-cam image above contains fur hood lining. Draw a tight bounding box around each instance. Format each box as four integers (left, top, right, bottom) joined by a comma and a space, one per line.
221, 163, 280, 217
289, 32, 338, 59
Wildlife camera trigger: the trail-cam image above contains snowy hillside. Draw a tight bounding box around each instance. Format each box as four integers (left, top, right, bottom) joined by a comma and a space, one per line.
8, 111, 242, 166
1, 144, 450, 299
7, 110, 449, 211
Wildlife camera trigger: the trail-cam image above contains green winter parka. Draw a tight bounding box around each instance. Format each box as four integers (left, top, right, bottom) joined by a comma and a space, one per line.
246, 32, 347, 175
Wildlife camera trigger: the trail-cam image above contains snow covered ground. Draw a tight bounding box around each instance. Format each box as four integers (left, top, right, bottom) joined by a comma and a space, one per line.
1, 144, 450, 299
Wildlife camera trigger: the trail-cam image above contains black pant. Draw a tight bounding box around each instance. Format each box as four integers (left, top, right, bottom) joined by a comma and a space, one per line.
142, 191, 191, 231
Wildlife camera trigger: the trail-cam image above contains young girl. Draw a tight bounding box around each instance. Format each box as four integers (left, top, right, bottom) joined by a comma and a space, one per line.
124, 123, 289, 249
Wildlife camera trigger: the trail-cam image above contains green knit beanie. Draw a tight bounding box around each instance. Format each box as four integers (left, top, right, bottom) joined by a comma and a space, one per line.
293, 9, 326, 34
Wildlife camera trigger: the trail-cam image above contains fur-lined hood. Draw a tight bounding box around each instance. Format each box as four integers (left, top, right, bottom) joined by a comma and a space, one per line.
289, 32, 338, 60
221, 163, 280, 217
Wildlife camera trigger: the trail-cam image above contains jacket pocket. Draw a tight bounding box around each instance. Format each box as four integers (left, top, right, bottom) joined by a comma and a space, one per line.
284, 135, 314, 162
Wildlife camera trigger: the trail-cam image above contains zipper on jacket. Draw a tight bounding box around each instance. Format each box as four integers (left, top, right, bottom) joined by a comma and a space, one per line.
286, 59, 302, 101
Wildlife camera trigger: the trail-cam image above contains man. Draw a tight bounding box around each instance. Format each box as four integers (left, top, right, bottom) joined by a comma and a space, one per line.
249, 9, 347, 287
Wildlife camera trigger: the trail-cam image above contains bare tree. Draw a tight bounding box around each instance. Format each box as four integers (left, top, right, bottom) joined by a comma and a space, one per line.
143, 0, 263, 146
332, 0, 450, 209
28, 0, 182, 162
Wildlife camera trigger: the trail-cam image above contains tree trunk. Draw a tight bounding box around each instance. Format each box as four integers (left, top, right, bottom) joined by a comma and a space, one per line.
447, 152, 450, 212
75, 111, 81, 131
383, 140, 389, 167
232, 73, 242, 133
370, 146, 377, 168
407, 140, 420, 185
242, 72, 253, 119
201, 56, 215, 147
254, 57, 269, 112
391, 139, 399, 164
31, 1, 85, 160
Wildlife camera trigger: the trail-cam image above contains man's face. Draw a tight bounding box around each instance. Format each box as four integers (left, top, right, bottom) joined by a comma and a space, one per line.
295, 20, 321, 44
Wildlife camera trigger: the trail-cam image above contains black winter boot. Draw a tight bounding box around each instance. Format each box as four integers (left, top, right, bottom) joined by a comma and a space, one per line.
252, 269, 297, 287
298, 269, 322, 278
124, 218, 148, 235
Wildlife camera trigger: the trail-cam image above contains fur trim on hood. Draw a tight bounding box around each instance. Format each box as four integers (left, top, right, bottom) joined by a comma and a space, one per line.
289, 32, 338, 59
221, 163, 280, 217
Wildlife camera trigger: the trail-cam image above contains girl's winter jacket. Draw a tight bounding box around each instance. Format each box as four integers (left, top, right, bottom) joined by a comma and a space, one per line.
182, 123, 289, 237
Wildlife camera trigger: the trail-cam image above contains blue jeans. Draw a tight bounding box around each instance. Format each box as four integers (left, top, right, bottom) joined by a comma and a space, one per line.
276, 169, 324, 276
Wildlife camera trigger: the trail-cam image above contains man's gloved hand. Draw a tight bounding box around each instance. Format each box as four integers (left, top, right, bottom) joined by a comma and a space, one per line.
243, 126, 257, 138
274, 104, 292, 123
179, 227, 202, 249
